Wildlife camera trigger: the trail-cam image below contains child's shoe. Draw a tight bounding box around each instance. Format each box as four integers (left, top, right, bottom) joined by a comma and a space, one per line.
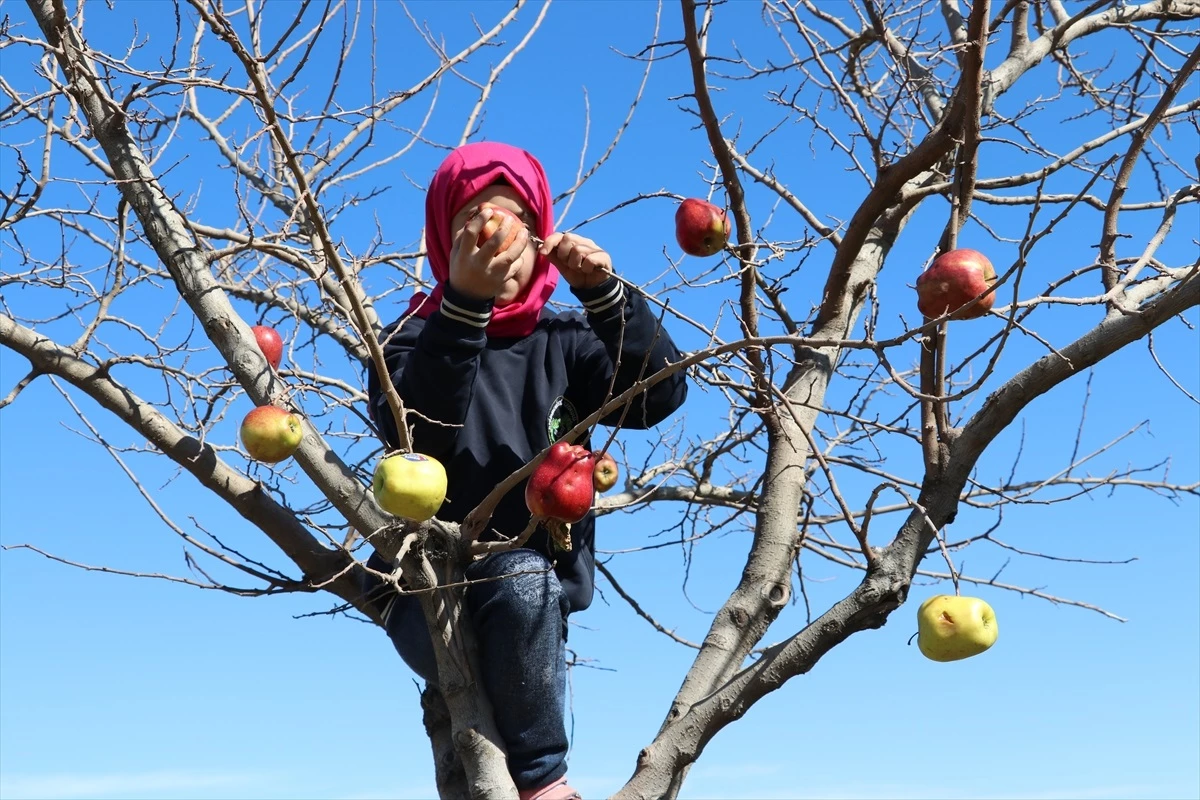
518, 776, 582, 800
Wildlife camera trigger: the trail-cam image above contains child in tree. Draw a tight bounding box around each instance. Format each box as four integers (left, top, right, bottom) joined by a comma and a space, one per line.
364, 142, 689, 800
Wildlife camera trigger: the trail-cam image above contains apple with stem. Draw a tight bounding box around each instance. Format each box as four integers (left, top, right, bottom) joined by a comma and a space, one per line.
592, 451, 619, 493
916, 248, 997, 320
240, 405, 303, 463
372, 453, 448, 522
675, 198, 731, 257
916, 594, 999, 662
526, 441, 596, 523
251, 325, 283, 370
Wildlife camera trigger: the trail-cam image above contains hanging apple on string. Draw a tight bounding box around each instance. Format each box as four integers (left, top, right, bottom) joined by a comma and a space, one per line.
916, 594, 999, 662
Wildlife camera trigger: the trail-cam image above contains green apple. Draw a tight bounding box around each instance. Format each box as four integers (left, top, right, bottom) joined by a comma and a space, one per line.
372, 453, 448, 522
917, 594, 998, 662
240, 405, 304, 463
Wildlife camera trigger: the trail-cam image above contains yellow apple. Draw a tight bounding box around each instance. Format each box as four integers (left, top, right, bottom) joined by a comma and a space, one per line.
372, 453, 447, 522
240, 405, 304, 463
917, 594, 998, 662
592, 451, 619, 493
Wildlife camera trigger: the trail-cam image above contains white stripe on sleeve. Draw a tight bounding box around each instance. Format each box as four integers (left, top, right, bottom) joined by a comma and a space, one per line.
441, 297, 492, 328
582, 282, 624, 315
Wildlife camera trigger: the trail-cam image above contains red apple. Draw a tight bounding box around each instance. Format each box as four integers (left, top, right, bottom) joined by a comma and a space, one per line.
240, 405, 303, 463
251, 325, 283, 370
916, 248, 997, 320
675, 198, 731, 257
592, 451, 619, 493
470, 202, 524, 251
525, 441, 596, 523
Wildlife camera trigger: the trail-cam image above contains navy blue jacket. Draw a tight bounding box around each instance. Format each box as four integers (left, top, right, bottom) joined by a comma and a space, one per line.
367, 277, 688, 612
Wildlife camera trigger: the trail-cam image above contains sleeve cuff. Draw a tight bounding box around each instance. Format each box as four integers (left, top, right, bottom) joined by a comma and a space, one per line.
572, 277, 625, 315
439, 283, 494, 330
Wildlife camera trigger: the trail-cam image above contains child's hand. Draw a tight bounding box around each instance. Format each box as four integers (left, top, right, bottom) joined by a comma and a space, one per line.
539, 232, 613, 290
448, 207, 530, 301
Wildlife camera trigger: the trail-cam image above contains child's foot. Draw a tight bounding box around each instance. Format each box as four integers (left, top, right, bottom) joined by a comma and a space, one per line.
518, 776, 582, 800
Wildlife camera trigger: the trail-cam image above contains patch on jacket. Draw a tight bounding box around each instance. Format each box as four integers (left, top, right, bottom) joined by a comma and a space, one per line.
547, 395, 579, 442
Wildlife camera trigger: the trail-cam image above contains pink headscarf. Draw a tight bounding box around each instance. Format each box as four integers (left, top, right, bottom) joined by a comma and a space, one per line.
407, 142, 558, 338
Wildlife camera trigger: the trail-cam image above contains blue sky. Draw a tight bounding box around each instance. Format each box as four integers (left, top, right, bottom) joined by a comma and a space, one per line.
2, 2, 1198, 799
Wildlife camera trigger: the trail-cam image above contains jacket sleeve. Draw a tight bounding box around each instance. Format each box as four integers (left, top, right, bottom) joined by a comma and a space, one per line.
367, 284, 493, 458
568, 277, 688, 429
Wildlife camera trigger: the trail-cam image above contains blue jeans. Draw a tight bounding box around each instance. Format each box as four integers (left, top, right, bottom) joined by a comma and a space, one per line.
372, 549, 570, 791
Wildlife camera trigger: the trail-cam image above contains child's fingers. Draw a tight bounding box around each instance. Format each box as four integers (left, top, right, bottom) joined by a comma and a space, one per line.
568, 244, 590, 272
483, 227, 528, 282
461, 207, 493, 250
504, 254, 525, 283
582, 251, 611, 274
540, 233, 613, 284
550, 239, 586, 270
569, 241, 608, 273
538, 232, 565, 256
497, 226, 529, 262
569, 234, 600, 250
550, 235, 577, 266
476, 214, 518, 259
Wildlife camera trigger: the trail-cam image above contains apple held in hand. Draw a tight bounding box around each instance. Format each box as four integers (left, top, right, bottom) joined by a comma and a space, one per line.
240, 405, 304, 463
592, 451, 619, 493
470, 202, 525, 250
917, 594, 999, 662
675, 198, 731, 257
250, 325, 283, 370
372, 453, 448, 522
526, 441, 596, 523
916, 248, 997, 320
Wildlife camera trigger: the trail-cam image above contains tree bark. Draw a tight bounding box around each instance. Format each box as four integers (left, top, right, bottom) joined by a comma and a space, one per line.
24, 2, 510, 795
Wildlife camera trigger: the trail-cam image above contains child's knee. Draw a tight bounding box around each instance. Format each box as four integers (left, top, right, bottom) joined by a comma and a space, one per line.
467, 550, 566, 621
472, 548, 552, 579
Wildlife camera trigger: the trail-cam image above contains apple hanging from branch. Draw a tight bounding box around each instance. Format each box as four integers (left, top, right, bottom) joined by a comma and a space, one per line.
675, 198, 731, 257
526, 441, 596, 524
916, 595, 999, 662
592, 451, 619, 493
251, 325, 283, 370
916, 248, 997, 320
372, 453, 448, 522
240, 405, 304, 463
